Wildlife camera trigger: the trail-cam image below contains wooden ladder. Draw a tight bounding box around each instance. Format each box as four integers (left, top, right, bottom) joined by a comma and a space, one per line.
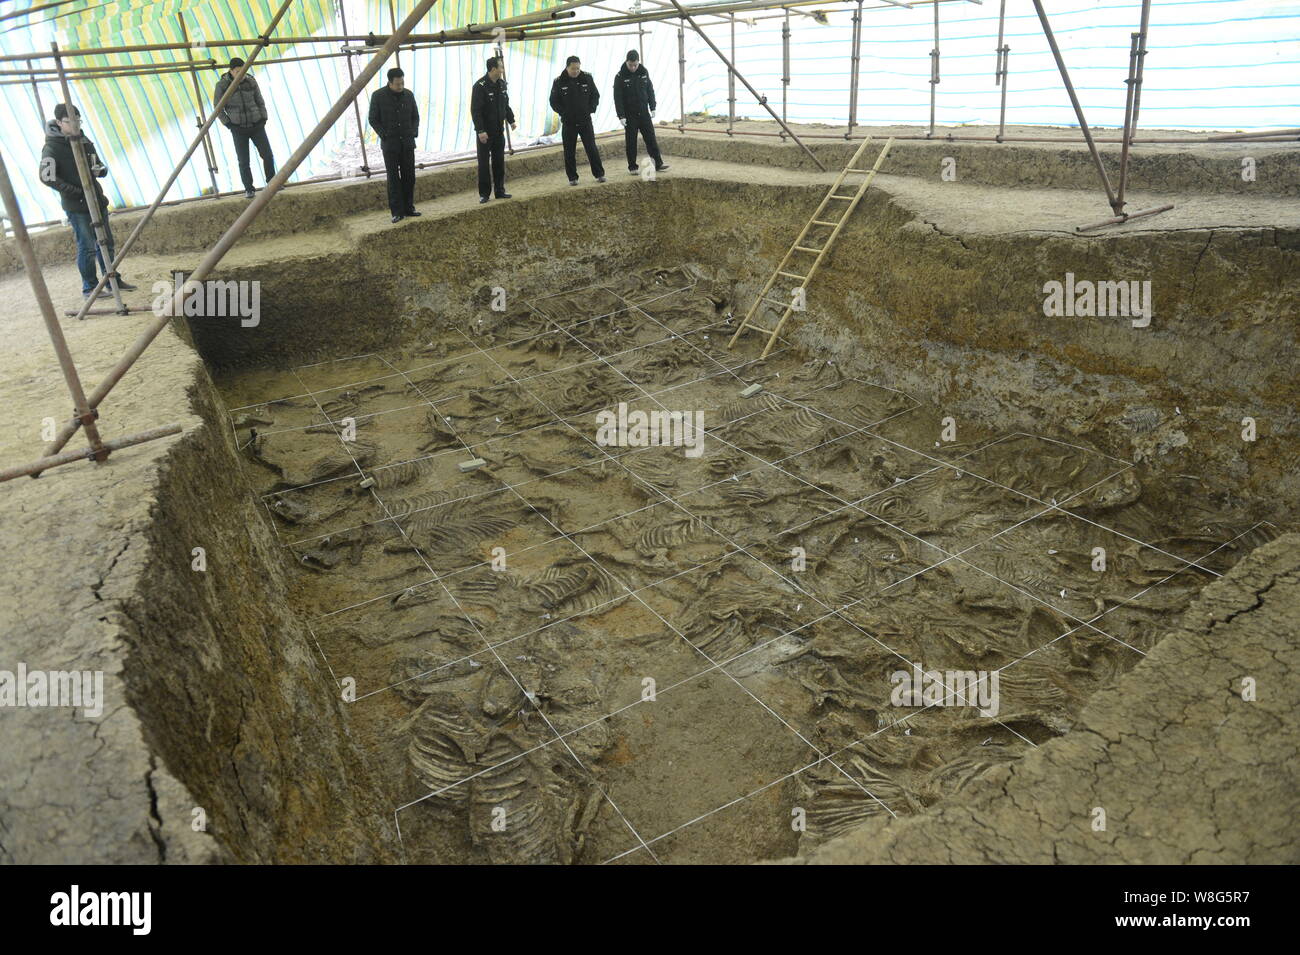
727, 136, 895, 359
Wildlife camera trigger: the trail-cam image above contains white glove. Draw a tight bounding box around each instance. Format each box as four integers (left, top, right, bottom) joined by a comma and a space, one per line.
650, 111, 656, 120
619, 117, 626, 128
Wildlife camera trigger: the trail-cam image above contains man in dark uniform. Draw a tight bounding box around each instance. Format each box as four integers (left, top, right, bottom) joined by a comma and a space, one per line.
471, 56, 517, 203
549, 55, 605, 186
613, 49, 668, 176
368, 67, 421, 223
39, 103, 137, 298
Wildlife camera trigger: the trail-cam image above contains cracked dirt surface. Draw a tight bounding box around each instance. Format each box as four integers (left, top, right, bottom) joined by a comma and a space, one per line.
0, 261, 397, 863
0, 260, 217, 864
778, 532, 1300, 864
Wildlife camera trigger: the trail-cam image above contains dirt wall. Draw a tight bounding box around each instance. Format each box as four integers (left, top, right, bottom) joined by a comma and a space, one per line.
656, 126, 1300, 195
0, 290, 399, 863
186, 174, 1298, 524
124, 365, 400, 862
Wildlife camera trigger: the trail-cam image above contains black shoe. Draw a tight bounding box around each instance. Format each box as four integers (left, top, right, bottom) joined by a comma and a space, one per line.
391, 214, 404, 223
83, 288, 108, 300
656, 163, 670, 172
112, 277, 138, 292
495, 192, 512, 199
406, 209, 422, 216
568, 179, 579, 186
479, 195, 490, 204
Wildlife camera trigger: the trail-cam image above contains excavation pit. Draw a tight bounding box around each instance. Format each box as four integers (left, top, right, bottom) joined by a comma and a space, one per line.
215, 265, 1276, 865
4, 128, 1296, 866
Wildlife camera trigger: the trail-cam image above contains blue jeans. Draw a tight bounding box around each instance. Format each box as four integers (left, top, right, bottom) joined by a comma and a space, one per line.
229, 122, 275, 192
68, 210, 115, 294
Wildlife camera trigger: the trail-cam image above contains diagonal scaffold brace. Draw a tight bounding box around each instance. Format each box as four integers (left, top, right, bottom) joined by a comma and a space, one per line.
666, 0, 825, 171
1031, 0, 1172, 232
25, 0, 446, 477
0, 148, 112, 464
60, 0, 298, 324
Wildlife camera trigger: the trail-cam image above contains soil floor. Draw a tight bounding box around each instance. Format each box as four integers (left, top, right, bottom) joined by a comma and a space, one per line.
1, 121, 1295, 864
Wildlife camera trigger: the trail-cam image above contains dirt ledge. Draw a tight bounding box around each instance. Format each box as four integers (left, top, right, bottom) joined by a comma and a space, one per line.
0, 259, 398, 863
778, 532, 1300, 864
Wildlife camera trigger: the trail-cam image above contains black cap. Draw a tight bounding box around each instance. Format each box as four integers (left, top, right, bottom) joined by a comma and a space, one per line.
53, 103, 79, 120
626, 49, 639, 62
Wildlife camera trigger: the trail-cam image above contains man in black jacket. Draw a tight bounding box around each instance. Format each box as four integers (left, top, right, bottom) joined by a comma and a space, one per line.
368, 67, 421, 223
213, 57, 276, 200
549, 56, 605, 186
38, 103, 137, 298
471, 56, 517, 203
612, 50, 667, 175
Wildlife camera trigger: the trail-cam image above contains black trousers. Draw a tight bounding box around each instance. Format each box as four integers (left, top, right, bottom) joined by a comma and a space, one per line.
623, 111, 662, 171
230, 122, 275, 192
477, 132, 507, 197
381, 137, 416, 216
561, 116, 605, 181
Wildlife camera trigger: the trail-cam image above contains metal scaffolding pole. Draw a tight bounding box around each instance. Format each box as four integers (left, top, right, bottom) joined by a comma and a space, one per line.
928, 0, 939, 137
666, 0, 825, 170
0, 0, 871, 65
995, 0, 1009, 140
63, 0, 297, 322
727, 13, 736, 134
0, 149, 108, 462
0, 60, 219, 86
26, 57, 43, 118
1, 424, 184, 483
39, 0, 443, 465
636, 0, 646, 66
491, 0, 514, 156
1116, 0, 1153, 210
177, 11, 222, 197
388, 0, 401, 69
1031, 0, 1118, 213
339, 0, 372, 177
677, 17, 686, 131
780, 10, 789, 138
672, 124, 1299, 146
498, 39, 515, 155
847, 0, 863, 136
51, 42, 126, 314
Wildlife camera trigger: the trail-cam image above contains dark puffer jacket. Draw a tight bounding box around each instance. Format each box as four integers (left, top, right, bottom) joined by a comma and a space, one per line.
213, 71, 268, 128
39, 120, 108, 215
549, 69, 599, 123
612, 63, 656, 118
